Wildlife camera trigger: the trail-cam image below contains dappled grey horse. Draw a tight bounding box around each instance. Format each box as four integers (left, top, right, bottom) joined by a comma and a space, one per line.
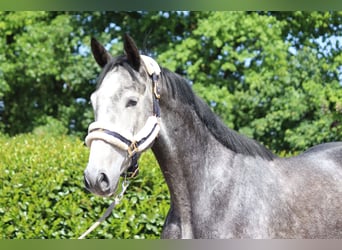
83, 34, 342, 238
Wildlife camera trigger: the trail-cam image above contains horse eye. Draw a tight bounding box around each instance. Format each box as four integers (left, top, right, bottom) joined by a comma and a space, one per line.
126, 99, 138, 108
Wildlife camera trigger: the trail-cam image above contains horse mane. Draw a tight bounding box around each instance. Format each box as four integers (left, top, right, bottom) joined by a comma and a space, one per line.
160, 68, 276, 161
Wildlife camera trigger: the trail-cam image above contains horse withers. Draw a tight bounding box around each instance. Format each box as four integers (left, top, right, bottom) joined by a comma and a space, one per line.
83, 34, 342, 238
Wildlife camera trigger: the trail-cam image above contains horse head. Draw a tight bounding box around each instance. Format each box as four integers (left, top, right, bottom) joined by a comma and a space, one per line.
83, 34, 160, 196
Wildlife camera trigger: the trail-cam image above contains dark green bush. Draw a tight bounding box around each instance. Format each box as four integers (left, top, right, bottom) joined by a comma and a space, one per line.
0, 133, 169, 239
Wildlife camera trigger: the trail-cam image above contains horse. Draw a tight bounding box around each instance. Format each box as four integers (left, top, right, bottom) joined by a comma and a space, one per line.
83, 34, 342, 239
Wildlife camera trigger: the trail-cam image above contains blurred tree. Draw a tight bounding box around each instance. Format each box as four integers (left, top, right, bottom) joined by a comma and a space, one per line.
0, 11, 202, 136
158, 11, 342, 153
0, 11, 341, 153
0, 11, 95, 134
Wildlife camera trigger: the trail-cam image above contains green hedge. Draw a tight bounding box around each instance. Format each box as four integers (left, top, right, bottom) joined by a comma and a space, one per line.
0, 133, 169, 239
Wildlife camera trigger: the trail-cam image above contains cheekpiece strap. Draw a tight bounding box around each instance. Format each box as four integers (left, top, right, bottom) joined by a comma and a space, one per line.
141, 55, 161, 104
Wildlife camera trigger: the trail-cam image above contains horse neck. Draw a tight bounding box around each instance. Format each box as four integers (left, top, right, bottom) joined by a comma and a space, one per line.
151, 71, 235, 185
151, 82, 233, 234
152, 85, 223, 168
152, 96, 218, 176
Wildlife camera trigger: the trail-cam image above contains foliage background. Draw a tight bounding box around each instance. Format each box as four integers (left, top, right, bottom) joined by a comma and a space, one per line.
0, 11, 341, 151
0, 128, 169, 239
0, 11, 341, 238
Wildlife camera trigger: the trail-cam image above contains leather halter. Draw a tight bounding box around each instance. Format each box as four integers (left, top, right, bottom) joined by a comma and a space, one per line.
85, 55, 161, 178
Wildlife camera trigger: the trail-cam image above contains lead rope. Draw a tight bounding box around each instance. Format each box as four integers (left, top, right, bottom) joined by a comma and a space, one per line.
78, 177, 130, 239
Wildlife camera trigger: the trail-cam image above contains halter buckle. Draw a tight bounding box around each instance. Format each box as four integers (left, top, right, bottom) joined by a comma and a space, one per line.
154, 84, 161, 99
152, 74, 160, 99
128, 141, 138, 157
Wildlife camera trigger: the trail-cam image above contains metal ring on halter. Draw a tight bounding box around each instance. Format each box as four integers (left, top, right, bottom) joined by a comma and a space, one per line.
128, 141, 138, 157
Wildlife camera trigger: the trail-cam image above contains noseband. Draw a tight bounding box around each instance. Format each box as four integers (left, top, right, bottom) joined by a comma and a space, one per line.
85, 55, 161, 178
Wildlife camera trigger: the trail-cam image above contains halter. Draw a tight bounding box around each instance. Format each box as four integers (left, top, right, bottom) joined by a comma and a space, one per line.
85, 55, 161, 178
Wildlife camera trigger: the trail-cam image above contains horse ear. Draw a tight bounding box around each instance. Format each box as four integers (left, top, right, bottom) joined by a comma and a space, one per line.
123, 33, 141, 71
91, 37, 112, 68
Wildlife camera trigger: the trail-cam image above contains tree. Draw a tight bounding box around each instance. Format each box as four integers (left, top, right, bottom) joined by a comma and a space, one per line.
0, 11, 201, 136
0, 11, 341, 153
157, 11, 342, 153
0, 12, 92, 134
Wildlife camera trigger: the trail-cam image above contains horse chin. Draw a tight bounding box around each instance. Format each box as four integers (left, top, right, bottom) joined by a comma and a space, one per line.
100, 181, 120, 197
91, 177, 120, 197
99, 166, 131, 197
84, 162, 123, 198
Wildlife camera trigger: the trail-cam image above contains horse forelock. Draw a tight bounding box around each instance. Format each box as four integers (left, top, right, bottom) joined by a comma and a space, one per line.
96, 55, 146, 90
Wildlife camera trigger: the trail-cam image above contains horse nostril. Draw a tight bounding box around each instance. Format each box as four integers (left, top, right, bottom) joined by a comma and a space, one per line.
96, 173, 110, 192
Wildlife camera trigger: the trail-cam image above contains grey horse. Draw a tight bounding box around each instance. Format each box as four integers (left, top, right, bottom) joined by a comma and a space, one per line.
83, 34, 342, 239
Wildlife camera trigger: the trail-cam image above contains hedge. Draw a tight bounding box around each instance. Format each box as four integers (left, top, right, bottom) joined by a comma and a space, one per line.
0, 132, 169, 239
